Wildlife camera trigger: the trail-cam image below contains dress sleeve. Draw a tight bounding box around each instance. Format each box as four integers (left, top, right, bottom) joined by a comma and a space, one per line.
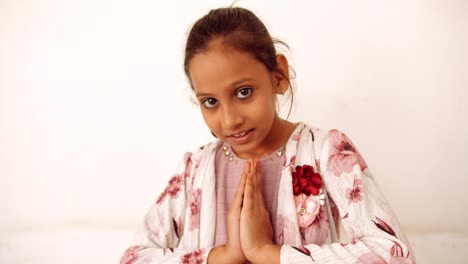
280, 129, 415, 263
119, 152, 213, 264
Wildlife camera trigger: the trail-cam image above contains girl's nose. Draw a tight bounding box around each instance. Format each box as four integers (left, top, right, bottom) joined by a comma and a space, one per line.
221, 105, 243, 131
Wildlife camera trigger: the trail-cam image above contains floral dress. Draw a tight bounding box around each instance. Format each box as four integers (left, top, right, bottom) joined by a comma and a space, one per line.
120, 123, 414, 264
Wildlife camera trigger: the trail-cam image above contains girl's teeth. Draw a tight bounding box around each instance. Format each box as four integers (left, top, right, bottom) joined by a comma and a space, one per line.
235, 131, 247, 137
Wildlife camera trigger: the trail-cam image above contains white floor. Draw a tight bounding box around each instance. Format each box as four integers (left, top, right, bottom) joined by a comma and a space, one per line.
0, 227, 467, 263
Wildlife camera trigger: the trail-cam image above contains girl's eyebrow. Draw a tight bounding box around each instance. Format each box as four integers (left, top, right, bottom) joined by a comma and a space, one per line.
196, 77, 255, 98
195, 92, 212, 98
230, 77, 255, 87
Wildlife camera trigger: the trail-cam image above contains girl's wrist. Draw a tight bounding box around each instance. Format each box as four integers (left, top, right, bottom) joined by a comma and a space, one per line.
225, 244, 247, 264
247, 243, 281, 264
208, 244, 245, 264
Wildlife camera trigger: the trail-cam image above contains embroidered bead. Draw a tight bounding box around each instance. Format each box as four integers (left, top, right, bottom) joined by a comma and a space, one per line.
224, 150, 230, 156
228, 156, 234, 162
299, 207, 306, 216
222, 146, 228, 151
276, 150, 283, 157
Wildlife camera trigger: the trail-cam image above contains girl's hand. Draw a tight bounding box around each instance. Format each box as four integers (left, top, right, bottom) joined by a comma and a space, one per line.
224, 162, 248, 263
209, 164, 247, 264
240, 160, 275, 262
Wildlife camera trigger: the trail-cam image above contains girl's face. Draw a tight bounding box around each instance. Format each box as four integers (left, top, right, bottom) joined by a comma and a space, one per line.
189, 44, 290, 159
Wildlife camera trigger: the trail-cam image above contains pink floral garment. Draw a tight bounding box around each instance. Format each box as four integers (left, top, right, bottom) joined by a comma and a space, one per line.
120, 123, 414, 263
120, 146, 216, 264
278, 125, 414, 263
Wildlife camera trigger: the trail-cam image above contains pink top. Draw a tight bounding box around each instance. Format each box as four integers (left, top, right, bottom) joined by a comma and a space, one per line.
213, 143, 286, 246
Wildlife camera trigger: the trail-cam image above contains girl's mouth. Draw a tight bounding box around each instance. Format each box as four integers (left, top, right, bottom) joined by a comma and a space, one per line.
229, 129, 254, 144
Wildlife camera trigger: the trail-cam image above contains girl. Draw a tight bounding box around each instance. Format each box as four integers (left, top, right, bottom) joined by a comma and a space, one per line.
120, 7, 414, 264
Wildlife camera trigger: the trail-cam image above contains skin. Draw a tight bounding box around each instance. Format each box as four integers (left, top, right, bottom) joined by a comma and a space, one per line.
240, 160, 282, 264
188, 41, 294, 263
189, 42, 295, 160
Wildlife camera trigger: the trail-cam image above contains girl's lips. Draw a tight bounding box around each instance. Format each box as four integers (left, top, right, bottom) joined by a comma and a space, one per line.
229, 129, 254, 144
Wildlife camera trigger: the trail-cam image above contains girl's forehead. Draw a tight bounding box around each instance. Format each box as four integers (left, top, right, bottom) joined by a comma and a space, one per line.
190, 46, 266, 75
190, 49, 269, 93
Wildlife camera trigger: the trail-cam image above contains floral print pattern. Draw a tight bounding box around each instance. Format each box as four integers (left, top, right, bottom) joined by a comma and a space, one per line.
390, 256, 414, 264
284, 155, 296, 172
391, 242, 404, 257
300, 203, 329, 245
328, 129, 368, 176
156, 174, 183, 204
189, 188, 202, 231
346, 178, 363, 204
180, 249, 205, 264
373, 216, 397, 237
120, 245, 144, 264
291, 245, 315, 261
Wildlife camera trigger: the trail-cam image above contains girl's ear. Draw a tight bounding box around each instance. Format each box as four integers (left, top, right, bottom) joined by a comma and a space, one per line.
273, 54, 290, 94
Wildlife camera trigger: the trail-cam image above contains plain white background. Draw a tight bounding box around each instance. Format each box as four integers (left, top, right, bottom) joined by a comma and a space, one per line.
1, 0, 467, 262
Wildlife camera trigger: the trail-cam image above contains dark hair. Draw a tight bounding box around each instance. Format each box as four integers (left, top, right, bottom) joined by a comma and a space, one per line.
183, 7, 294, 117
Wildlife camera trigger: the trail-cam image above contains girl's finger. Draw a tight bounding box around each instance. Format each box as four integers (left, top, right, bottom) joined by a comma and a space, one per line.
247, 160, 256, 187
243, 161, 254, 209
245, 161, 253, 187
232, 163, 247, 210
254, 160, 262, 190
252, 160, 265, 207
249, 159, 261, 200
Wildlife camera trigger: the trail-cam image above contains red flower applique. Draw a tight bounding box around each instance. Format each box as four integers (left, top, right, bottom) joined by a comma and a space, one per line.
292, 165, 323, 196
291, 165, 325, 229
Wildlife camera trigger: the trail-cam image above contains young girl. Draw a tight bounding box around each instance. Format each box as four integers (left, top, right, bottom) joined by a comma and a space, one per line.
120, 7, 414, 264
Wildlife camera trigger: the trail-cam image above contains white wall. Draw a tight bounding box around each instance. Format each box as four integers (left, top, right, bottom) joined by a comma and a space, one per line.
1, 0, 467, 238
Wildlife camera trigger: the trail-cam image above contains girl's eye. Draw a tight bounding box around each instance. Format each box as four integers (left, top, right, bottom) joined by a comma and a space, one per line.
202, 98, 218, 108
236, 87, 252, 99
